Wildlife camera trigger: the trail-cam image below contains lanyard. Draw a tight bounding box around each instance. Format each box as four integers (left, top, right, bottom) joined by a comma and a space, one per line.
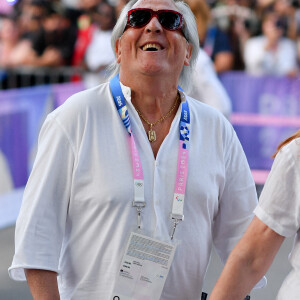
110, 74, 190, 239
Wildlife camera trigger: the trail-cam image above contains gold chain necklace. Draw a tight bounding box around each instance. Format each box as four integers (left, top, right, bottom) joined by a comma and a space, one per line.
135, 94, 179, 143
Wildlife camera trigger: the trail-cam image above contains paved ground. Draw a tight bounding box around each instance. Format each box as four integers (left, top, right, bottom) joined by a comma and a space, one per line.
0, 226, 31, 300
0, 224, 293, 300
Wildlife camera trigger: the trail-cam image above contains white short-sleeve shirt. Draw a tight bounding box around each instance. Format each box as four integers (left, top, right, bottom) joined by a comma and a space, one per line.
255, 137, 300, 299
9, 82, 258, 300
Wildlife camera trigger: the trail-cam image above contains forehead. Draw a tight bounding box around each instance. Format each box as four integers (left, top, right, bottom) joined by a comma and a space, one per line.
132, 0, 179, 11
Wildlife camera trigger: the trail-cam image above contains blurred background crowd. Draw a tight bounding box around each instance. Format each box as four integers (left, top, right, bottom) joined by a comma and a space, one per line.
1, 0, 300, 89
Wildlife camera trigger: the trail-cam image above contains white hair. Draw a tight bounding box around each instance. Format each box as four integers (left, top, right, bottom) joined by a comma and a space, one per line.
107, 0, 199, 90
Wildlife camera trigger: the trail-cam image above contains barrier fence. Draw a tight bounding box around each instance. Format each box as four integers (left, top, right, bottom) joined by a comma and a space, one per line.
0, 72, 300, 192
0, 66, 83, 90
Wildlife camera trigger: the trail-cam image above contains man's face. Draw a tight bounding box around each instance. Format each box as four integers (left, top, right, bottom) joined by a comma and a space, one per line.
115, 0, 192, 82
19, 4, 45, 32
93, 3, 115, 31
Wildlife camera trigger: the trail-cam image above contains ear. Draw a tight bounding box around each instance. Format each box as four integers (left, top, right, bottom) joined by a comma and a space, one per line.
115, 37, 122, 64
183, 42, 193, 66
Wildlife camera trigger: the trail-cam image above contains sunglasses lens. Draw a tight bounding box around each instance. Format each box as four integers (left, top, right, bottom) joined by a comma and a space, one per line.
129, 10, 152, 27
159, 11, 181, 30
127, 9, 182, 31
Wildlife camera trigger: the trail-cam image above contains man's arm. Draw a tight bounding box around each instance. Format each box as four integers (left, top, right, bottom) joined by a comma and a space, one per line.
209, 216, 285, 300
25, 269, 60, 300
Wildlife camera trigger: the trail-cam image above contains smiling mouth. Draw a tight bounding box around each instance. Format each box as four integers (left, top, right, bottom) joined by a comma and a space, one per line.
141, 43, 163, 51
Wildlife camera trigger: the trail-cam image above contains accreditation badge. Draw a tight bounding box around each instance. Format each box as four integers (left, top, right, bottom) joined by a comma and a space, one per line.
111, 232, 177, 300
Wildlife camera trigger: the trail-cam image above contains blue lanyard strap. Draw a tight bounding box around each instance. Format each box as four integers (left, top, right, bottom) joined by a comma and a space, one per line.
180, 101, 190, 149
110, 74, 190, 143
110, 74, 132, 135
110, 74, 190, 239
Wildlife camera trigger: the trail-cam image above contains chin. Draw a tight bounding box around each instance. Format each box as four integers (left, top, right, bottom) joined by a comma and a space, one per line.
140, 63, 167, 75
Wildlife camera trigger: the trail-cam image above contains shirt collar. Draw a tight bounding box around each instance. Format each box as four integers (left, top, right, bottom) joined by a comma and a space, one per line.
119, 81, 187, 105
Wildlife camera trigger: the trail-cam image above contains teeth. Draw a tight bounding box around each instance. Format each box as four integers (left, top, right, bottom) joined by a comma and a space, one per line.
142, 43, 162, 51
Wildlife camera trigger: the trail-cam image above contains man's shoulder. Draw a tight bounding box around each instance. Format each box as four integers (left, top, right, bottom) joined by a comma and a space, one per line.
67, 81, 110, 104
187, 95, 226, 118
187, 94, 234, 138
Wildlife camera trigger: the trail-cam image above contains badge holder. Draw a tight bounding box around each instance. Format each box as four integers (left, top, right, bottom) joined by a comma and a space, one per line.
111, 186, 185, 300
111, 229, 177, 300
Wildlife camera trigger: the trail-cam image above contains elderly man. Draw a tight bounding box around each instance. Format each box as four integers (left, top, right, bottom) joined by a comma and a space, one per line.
9, 0, 261, 299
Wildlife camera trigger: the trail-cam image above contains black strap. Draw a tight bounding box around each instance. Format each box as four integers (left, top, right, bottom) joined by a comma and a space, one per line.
201, 292, 208, 300
201, 292, 250, 300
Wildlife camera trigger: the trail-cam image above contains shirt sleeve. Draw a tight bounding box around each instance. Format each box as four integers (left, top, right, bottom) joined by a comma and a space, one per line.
212, 126, 267, 288
8, 112, 75, 281
213, 125, 258, 263
255, 140, 300, 237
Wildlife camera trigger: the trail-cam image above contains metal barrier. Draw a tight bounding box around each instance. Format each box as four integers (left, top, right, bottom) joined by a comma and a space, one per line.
0, 66, 83, 90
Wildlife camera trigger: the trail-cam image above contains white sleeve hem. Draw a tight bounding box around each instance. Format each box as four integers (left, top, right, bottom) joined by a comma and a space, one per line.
254, 205, 294, 237
8, 265, 60, 281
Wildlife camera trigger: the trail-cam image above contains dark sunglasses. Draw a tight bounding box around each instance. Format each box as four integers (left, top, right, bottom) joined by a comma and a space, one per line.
127, 8, 183, 31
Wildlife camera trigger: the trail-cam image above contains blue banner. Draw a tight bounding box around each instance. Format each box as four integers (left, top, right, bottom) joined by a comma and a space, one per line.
0, 85, 53, 187
0, 108, 28, 188
52, 82, 85, 108
220, 72, 300, 182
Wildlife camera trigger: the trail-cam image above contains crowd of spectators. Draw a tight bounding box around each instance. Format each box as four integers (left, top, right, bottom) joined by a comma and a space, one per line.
0, 0, 300, 88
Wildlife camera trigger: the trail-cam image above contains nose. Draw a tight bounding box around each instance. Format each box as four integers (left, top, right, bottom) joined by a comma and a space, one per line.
145, 15, 162, 33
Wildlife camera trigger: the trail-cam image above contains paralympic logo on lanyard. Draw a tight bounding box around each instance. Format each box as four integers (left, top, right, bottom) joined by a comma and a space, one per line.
110, 74, 190, 146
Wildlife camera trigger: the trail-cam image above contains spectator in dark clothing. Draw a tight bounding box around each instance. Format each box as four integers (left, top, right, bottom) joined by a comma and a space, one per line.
79, 0, 104, 14
186, 0, 234, 73
6, 1, 77, 67
14, 2, 77, 67
18, 0, 49, 41
203, 25, 234, 71
31, 4, 77, 66
210, 0, 260, 71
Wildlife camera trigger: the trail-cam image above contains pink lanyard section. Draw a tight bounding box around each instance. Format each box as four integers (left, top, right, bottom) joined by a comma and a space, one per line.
110, 75, 190, 238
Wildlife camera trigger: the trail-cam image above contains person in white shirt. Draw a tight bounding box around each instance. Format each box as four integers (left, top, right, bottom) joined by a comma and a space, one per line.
83, 1, 116, 88
9, 0, 261, 299
188, 48, 232, 118
244, 10, 298, 77
209, 130, 300, 300
184, 0, 232, 118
